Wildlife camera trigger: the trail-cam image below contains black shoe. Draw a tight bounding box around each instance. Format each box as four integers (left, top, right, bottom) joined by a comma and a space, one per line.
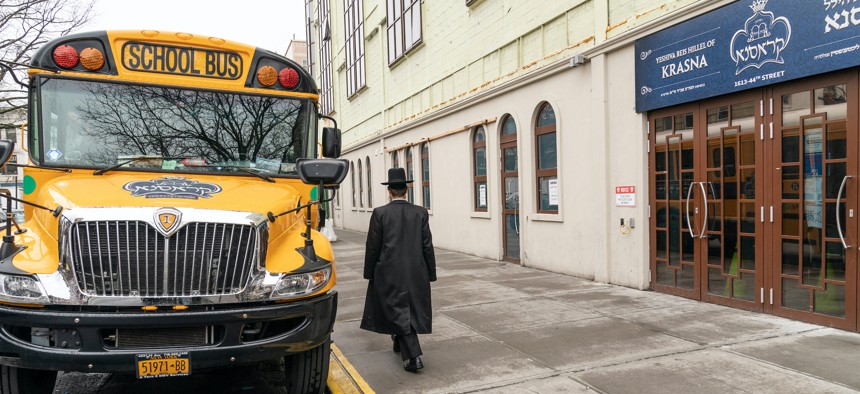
403, 357, 423, 372
391, 335, 400, 352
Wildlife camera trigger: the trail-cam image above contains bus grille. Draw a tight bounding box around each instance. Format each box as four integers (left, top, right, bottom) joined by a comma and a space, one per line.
67, 221, 260, 297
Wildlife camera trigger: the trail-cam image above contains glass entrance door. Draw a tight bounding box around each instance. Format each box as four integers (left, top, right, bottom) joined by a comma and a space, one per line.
700, 97, 763, 311
651, 108, 698, 298
771, 73, 857, 330
500, 116, 520, 262
650, 71, 859, 331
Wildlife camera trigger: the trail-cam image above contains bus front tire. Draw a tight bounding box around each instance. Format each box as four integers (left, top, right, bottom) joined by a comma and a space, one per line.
284, 338, 330, 394
0, 365, 57, 394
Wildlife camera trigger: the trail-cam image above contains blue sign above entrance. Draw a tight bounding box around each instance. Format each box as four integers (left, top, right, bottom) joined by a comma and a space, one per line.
635, 0, 860, 112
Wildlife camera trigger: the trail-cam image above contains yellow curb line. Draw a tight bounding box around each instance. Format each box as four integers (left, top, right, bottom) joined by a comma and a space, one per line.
327, 343, 375, 394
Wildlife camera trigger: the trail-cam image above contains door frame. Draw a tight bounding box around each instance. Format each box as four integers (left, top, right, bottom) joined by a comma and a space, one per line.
768, 70, 858, 331
696, 91, 766, 313
649, 102, 701, 300
649, 70, 860, 331
500, 121, 520, 263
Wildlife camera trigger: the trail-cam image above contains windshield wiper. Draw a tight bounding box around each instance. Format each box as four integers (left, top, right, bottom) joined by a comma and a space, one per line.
93, 156, 187, 175
209, 166, 276, 183
7, 163, 71, 172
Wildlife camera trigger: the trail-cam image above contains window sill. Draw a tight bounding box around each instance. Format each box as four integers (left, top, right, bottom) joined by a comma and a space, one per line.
530, 213, 563, 223
347, 85, 368, 101
387, 40, 425, 70
470, 211, 490, 219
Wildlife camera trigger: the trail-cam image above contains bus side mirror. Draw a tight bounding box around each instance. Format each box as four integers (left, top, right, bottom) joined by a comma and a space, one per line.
0, 140, 14, 170
297, 158, 349, 188
322, 127, 341, 158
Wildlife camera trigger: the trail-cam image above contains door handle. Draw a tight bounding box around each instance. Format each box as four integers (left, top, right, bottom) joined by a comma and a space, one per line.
686, 181, 697, 238
699, 182, 708, 239
836, 175, 852, 249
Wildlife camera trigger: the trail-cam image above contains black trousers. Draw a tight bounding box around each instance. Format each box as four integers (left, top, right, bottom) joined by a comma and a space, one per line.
394, 327, 422, 360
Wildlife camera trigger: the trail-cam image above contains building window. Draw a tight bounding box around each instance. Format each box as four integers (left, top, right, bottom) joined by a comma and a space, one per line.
405, 147, 414, 203
535, 103, 558, 213
358, 159, 364, 207
386, 0, 422, 65
3, 155, 16, 175
305, 0, 316, 78
318, 0, 334, 115
5, 130, 16, 144
391, 151, 399, 168
350, 160, 356, 207
366, 156, 372, 207
344, 0, 366, 97
421, 142, 430, 209
473, 127, 487, 211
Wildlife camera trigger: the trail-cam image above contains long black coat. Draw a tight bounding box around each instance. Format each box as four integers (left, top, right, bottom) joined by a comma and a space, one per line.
360, 199, 436, 335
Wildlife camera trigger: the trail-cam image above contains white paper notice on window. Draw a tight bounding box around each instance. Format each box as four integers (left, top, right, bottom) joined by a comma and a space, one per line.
548, 179, 558, 205
479, 184, 487, 207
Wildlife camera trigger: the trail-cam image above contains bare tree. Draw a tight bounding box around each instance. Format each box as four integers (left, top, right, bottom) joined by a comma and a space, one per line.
0, 0, 93, 127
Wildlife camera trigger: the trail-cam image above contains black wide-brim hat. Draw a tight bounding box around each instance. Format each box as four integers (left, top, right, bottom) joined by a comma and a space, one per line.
381, 167, 413, 185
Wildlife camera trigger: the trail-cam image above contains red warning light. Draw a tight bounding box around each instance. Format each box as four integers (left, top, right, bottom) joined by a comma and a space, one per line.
53, 45, 79, 69
278, 68, 299, 89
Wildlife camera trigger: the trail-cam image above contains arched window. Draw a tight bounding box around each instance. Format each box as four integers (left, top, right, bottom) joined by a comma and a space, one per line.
357, 159, 364, 207
473, 127, 487, 211
405, 147, 414, 203
502, 115, 517, 138
421, 143, 430, 209
535, 103, 558, 213
391, 151, 399, 168
366, 156, 373, 207
350, 161, 356, 207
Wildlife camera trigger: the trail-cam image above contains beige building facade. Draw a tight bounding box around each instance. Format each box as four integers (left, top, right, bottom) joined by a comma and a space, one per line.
305, 0, 860, 331
0, 109, 27, 213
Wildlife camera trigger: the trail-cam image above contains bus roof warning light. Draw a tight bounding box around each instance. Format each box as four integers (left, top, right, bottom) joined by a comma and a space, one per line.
279, 68, 299, 89
80, 48, 105, 71
257, 66, 278, 87
53, 45, 79, 69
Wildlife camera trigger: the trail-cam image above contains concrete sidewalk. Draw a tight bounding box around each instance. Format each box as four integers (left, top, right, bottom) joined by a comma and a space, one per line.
330, 229, 860, 393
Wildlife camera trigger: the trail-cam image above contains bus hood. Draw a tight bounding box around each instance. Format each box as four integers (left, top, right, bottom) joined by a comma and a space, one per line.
12, 172, 336, 276
34, 173, 303, 216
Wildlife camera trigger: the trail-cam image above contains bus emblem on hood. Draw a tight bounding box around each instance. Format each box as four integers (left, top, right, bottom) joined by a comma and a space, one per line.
123, 177, 223, 200
154, 208, 182, 237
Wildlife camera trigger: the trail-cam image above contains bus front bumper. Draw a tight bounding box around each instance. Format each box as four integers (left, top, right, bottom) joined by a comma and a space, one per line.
0, 291, 337, 373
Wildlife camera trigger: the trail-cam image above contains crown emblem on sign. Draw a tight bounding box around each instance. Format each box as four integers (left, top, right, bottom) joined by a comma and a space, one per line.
749, 0, 767, 13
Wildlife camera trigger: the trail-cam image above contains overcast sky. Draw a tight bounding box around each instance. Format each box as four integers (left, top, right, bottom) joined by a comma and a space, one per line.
82, 0, 307, 55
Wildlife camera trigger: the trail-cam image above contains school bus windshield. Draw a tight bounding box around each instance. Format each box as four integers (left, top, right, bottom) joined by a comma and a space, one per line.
35, 77, 314, 176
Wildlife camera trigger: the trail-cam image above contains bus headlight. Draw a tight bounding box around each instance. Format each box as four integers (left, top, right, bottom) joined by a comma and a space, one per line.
271, 268, 331, 299
0, 274, 48, 304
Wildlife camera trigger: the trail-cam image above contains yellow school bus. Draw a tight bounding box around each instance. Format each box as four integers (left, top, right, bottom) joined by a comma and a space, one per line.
0, 30, 346, 393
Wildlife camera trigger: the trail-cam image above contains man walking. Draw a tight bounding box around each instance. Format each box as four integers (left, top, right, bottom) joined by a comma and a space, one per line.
361, 168, 436, 372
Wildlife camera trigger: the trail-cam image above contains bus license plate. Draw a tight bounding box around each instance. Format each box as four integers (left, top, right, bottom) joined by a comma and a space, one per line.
136, 352, 191, 379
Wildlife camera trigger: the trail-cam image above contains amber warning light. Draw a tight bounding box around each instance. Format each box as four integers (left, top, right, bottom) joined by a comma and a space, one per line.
80, 48, 105, 70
